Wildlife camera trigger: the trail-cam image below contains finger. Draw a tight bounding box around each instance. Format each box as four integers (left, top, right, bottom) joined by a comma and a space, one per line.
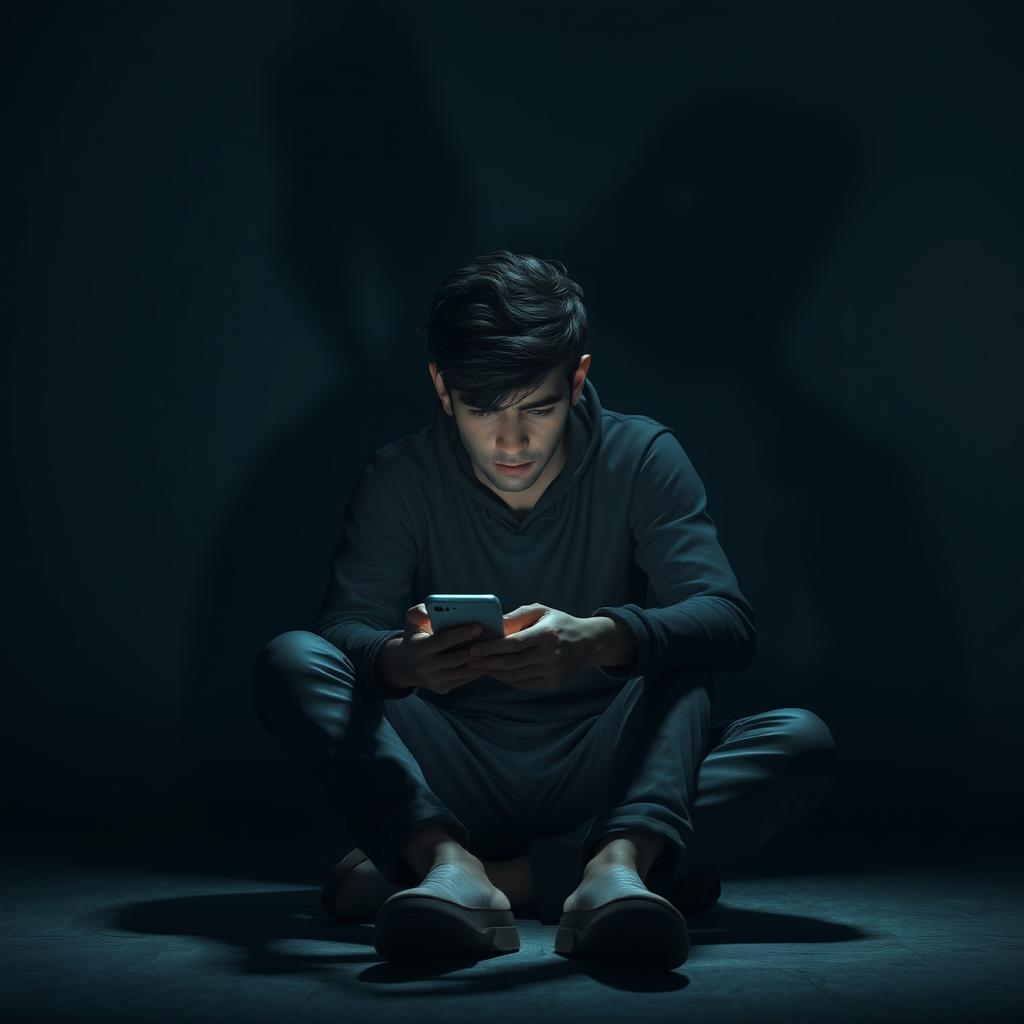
482, 663, 558, 688
433, 670, 472, 695
442, 622, 485, 647
467, 631, 537, 660
432, 623, 484, 653
443, 666, 482, 690
467, 652, 535, 671
435, 632, 486, 665
437, 650, 482, 673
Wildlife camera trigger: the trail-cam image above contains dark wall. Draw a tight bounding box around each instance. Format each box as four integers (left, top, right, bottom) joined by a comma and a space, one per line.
4, 0, 1022, 844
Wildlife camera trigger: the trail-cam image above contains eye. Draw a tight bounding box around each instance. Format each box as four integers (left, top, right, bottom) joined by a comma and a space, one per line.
469, 407, 554, 417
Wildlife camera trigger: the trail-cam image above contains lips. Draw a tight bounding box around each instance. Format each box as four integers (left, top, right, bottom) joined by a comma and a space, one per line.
495, 460, 533, 474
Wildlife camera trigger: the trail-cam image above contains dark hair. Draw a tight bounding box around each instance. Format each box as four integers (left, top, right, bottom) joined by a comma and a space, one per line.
421, 250, 587, 413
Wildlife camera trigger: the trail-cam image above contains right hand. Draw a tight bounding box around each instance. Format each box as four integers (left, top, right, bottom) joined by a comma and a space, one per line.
397, 603, 488, 695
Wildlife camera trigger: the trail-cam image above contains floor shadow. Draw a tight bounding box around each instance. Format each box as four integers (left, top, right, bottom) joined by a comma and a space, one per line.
102, 889, 864, 991
685, 902, 871, 945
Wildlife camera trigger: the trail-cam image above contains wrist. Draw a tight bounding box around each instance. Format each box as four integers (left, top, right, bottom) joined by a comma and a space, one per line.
586, 614, 636, 669
376, 637, 416, 691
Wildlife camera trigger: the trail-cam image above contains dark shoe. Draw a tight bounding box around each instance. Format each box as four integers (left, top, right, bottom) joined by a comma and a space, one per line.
555, 864, 689, 970
373, 862, 520, 962
667, 864, 722, 913
320, 848, 402, 923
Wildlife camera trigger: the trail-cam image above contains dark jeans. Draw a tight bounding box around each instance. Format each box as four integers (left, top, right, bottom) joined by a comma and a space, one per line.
251, 630, 837, 924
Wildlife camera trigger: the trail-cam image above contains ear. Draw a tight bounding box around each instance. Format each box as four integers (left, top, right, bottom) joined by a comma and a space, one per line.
428, 362, 453, 416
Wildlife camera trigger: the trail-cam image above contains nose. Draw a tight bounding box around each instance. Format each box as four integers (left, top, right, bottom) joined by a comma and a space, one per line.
496, 439, 531, 457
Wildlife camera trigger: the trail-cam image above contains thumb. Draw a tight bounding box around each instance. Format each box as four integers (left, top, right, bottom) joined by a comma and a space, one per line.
406, 603, 432, 634
504, 603, 544, 619
502, 603, 544, 632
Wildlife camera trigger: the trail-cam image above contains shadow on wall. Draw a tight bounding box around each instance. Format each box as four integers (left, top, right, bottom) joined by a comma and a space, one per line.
183, 3, 966, 844
552, 95, 967, 829
181, 0, 478, 834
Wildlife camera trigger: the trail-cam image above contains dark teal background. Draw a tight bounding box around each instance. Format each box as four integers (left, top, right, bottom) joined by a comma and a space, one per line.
3, 1, 1021, 849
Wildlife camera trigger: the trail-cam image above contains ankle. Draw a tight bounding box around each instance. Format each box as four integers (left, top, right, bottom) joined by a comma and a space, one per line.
430, 841, 484, 871
403, 824, 479, 880
585, 831, 664, 882
584, 850, 638, 876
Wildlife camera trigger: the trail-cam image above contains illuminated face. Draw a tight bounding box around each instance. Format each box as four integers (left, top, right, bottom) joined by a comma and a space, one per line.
430, 356, 591, 511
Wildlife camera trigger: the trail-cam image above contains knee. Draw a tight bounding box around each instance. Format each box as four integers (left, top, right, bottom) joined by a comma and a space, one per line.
250, 630, 350, 733
253, 629, 338, 679
777, 707, 837, 779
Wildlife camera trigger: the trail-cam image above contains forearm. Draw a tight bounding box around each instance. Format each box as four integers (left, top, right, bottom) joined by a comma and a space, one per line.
639, 598, 756, 673
586, 614, 637, 670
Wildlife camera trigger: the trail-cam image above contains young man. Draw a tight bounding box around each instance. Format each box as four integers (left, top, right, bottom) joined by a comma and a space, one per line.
251, 251, 836, 970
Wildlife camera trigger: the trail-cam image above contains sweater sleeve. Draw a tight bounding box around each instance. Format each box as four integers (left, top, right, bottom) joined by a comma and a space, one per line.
311, 454, 420, 698
590, 430, 756, 680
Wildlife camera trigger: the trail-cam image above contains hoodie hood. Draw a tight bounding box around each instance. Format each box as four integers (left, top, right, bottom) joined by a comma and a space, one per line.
433, 376, 603, 534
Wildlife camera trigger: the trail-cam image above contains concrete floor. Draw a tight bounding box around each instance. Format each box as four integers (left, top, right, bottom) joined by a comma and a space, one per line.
2, 820, 1023, 1023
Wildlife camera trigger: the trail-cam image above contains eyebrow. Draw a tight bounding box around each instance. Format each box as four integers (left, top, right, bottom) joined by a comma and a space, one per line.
467, 391, 564, 411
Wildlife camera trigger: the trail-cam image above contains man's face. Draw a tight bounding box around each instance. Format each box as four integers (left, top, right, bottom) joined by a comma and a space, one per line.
430, 356, 591, 510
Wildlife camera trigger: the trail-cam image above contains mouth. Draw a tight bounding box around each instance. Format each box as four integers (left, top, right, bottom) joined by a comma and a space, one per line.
495, 461, 534, 474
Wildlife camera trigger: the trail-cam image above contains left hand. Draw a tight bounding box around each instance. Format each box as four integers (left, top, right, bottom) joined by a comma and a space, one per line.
465, 604, 597, 690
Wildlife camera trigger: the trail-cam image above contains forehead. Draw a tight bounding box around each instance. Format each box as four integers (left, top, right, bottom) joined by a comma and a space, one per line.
459, 367, 568, 408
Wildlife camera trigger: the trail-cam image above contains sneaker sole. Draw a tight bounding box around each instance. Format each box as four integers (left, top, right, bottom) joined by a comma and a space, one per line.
555, 896, 690, 969
374, 894, 520, 962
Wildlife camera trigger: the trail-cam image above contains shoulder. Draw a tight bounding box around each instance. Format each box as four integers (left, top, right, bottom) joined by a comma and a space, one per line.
355, 422, 437, 506
597, 408, 707, 511
598, 407, 683, 464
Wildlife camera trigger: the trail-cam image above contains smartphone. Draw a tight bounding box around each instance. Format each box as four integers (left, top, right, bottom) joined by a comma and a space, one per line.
426, 594, 505, 643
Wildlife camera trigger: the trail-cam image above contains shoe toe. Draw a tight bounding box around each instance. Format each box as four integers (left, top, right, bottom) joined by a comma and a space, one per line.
556, 866, 689, 969
374, 865, 519, 962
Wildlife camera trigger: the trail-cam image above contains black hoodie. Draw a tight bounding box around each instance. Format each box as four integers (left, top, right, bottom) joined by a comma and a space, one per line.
312, 377, 756, 726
